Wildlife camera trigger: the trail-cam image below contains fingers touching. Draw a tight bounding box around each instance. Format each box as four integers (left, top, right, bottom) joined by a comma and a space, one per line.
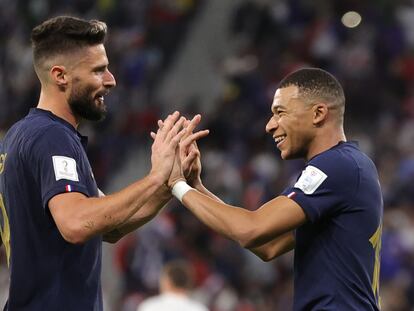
150, 112, 209, 185
151, 113, 209, 146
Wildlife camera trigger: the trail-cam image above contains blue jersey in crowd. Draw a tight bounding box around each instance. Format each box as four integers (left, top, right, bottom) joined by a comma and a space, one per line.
0, 108, 102, 310
282, 141, 383, 311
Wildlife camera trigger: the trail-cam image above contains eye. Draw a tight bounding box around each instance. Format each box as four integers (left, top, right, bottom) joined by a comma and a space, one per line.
94, 66, 107, 73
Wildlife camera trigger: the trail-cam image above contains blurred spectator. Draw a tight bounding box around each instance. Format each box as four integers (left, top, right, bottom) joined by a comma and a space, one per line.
137, 260, 208, 311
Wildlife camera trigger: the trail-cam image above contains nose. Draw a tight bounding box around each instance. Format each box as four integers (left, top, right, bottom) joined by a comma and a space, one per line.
103, 69, 116, 89
265, 116, 278, 134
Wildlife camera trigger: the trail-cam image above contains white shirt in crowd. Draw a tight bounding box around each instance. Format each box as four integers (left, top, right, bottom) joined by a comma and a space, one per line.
137, 293, 208, 311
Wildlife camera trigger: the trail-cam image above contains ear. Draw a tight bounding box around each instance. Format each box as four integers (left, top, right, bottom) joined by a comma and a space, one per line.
50, 65, 68, 90
312, 103, 329, 126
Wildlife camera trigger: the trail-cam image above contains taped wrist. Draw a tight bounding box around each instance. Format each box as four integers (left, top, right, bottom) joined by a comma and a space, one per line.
172, 181, 193, 203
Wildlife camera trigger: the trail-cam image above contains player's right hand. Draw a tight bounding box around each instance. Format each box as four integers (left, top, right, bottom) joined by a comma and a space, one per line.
168, 115, 207, 188
149, 111, 186, 183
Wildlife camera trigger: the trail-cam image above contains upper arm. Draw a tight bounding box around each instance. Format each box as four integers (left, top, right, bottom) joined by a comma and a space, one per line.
48, 192, 89, 243
245, 195, 306, 248
27, 126, 99, 242
281, 153, 357, 223
28, 126, 93, 212
180, 189, 306, 249
249, 231, 295, 261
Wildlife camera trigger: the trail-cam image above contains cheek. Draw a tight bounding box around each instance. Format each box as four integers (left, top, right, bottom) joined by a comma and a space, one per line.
285, 120, 308, 144
93, 74, 103, 85
86, 78, 100, 91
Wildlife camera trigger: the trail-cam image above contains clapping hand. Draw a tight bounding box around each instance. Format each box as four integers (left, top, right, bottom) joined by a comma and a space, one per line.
151, 113, 208, 187
149, 112, 186, 183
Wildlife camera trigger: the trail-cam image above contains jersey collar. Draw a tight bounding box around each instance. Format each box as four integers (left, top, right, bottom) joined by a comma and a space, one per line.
306, 141, 359, 163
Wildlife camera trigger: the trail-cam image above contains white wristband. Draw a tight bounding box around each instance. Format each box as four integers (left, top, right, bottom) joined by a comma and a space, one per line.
172, 181, 193, 203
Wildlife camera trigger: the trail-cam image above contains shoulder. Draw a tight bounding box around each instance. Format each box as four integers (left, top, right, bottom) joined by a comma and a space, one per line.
138, 295, 208, 311
7, 113, 74, 147
309, 142, 361, 182
138, 296, 164, 311
3, 116, 62, 153
294, 143, 362, 196
37, 123, 76, 142
313, 143, 359, 169
189, 300, 209, 311
29, 123, 77, 154
8, 110, 57, 135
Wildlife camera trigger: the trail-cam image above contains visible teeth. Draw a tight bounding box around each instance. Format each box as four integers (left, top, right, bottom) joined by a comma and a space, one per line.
275, 136, 286, 143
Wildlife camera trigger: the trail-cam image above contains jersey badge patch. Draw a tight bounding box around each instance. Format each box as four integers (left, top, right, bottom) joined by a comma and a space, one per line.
52, 156, 79, 182
294, 165, 327, 194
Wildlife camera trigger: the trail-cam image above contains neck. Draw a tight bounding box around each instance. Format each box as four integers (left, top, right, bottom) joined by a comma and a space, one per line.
161, 282, 188, 296
306, 127, 346, 161
37, 88, 79, 129
162, 288, 188, 296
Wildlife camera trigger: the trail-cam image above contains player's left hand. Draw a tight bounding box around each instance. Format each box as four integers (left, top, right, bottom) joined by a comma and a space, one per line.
179, 118, 203, 188
151, 114, 209, 187
167, 148, 185, 188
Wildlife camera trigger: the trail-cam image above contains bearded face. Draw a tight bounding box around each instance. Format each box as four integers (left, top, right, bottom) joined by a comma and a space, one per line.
66, 44, 115, 122
68, 78, 107, 122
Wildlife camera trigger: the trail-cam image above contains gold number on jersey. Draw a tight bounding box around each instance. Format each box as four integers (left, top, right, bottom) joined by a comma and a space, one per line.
0, 194, 10, 266
0, 153, 6, 174
369, 223, 382, 303
0, 153, 10, 265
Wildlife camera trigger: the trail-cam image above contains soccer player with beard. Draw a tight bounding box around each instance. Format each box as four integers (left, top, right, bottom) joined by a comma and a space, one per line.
0, 16, 208, 310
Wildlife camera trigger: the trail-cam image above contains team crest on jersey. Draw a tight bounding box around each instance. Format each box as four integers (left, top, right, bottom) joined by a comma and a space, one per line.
52, 156, 79, 182
294, 165, 327, 194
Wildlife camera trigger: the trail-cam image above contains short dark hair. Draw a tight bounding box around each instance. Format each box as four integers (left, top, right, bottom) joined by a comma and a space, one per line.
163, 260, 193, 289
31, 16, 107, 69
279, 68, 345, 115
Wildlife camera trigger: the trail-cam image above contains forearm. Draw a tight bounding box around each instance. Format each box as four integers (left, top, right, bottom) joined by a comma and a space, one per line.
193, 181, 224, 203
180, 190, 303, 249
103, 185, 172, 243
181, 190, 264, 247
248, 231, 295, 261
121, 185, 171, 227
51, 172, 166, 243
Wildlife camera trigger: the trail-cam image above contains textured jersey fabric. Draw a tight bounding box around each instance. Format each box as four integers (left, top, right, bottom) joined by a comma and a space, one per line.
282, 141, 383, 311
0, 108, 102, 310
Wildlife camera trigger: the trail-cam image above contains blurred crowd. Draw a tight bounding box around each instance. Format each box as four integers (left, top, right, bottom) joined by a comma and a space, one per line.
1, 0, 414, 310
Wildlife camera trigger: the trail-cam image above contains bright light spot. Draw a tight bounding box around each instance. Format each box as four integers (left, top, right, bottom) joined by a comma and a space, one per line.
341, 11, 362, 28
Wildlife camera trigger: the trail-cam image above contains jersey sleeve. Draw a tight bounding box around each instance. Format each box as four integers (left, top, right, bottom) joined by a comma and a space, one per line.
281, 151, 358, 223
26, 125, 90, 210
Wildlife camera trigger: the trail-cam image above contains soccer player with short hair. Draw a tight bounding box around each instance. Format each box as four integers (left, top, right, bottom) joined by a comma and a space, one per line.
0, 16, 207, 310
167, 68, 383, 310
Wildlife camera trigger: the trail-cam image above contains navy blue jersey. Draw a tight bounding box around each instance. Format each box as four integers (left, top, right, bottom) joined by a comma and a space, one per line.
282, 141, 382, 311
0, 108, 102, 310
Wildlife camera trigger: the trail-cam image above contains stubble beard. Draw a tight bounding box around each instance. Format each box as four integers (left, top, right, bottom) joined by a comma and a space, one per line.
68, 83, 107, 122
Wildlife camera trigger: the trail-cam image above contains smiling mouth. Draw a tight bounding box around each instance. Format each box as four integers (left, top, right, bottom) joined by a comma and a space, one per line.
95, 95, 104, 105
95, 91, 109, 105
274, 135, 286, 147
